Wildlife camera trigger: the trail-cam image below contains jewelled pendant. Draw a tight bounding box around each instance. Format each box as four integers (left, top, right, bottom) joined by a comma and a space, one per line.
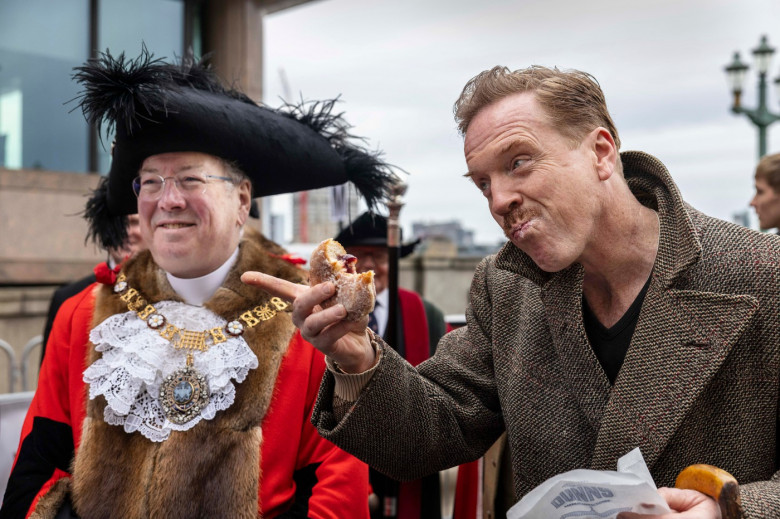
159, 354, 209, 425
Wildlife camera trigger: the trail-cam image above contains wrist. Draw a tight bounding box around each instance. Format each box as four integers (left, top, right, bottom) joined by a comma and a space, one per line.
333, 330, 380, 374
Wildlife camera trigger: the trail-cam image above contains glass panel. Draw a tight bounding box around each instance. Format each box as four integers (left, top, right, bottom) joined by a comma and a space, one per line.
97, 0, 185, 175
0, 0, 90, 171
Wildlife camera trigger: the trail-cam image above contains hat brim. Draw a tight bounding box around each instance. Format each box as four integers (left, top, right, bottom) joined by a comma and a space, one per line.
107, 89, 347, 216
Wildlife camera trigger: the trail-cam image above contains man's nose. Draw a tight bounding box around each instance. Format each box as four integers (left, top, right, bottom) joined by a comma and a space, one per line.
490, 176, 522, 216
356, 256, 375, 272
158, 179, 187, 209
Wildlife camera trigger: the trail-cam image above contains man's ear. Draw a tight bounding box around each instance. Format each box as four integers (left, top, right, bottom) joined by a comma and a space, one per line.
592, 127, 618, 181
237, 180, 252, 226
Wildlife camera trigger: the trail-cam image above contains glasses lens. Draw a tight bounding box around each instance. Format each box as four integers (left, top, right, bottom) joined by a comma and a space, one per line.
134, 175, 165, 198
178, 175, 208, 192
133, 173, 228, 199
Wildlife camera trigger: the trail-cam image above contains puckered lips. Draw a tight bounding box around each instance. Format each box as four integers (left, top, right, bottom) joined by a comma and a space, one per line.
507, 219, 535, 241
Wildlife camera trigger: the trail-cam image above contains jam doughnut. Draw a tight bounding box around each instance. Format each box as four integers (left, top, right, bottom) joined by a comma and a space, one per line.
309, 238, 376, 321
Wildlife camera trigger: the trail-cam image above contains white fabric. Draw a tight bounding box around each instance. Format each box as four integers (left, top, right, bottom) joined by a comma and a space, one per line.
374, 289, 389, 337
166, 247, 239, 306
84, 301, 258, 442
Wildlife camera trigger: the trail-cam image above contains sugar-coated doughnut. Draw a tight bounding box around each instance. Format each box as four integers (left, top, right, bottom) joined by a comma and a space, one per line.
309, 238, 376, 321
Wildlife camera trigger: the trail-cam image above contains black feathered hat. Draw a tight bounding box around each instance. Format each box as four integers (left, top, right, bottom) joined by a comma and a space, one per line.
74, 48, 398, 250
334, 212, 420, 258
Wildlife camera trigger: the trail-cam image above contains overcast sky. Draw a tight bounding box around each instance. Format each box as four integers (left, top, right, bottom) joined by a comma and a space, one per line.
263, 0, 780, 245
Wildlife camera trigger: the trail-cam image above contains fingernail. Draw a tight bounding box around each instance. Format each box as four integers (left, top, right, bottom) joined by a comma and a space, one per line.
324, 283, 335, 296
336, 305, 347, 318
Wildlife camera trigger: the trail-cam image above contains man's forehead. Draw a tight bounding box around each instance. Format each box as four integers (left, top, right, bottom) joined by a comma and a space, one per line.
139, 151, 219, 172
464, 93, 549, 146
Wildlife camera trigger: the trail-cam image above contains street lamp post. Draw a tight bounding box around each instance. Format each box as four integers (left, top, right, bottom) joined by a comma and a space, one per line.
724, 35, 780, 159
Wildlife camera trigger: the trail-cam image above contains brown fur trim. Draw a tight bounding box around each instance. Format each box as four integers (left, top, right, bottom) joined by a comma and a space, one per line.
30, 478, 70, 519
73, 228, 304, 518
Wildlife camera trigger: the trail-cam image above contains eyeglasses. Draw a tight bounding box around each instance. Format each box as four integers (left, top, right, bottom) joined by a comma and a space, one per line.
132, 173, 236, 199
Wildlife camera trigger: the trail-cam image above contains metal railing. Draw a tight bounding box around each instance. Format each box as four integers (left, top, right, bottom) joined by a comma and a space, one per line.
0, 336, 42, 393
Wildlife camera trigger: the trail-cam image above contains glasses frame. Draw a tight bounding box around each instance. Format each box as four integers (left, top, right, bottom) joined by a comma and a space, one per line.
132, 173, 237, 200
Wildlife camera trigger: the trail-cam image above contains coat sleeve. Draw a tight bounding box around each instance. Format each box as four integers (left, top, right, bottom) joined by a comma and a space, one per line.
312, 257, 504, 481
0, 286, 93, 519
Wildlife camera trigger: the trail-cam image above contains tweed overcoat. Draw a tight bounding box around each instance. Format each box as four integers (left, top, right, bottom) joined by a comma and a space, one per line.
314, 151, 780, 518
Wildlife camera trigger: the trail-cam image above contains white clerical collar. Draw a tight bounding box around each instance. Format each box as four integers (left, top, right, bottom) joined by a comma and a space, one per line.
166, 247, 240, 306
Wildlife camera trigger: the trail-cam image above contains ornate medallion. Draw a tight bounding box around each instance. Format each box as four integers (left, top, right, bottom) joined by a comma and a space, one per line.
159, 355, 210, 425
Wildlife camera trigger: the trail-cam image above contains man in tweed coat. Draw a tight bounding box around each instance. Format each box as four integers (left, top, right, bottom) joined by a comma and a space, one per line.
244, 66, 780, 518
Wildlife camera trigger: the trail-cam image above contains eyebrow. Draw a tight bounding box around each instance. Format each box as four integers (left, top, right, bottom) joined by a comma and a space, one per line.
139, 163, 202, 174
464, 139, 528, 179
499, 139, 526, 155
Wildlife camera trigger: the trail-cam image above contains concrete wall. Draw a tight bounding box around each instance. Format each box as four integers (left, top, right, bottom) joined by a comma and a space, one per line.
0, 168, 103, 285
400, 254, 484, 316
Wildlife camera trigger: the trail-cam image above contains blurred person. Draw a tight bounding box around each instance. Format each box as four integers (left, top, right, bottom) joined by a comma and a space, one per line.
41, 214, 143, 363
452, 433, 514, 519
0, 50, 397, 519
245, 65, 780, 518
335, 212, 446, 519
750, 152, 780, 232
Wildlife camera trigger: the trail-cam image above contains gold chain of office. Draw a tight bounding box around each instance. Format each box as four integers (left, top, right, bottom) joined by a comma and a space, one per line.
112, 272, 290, 352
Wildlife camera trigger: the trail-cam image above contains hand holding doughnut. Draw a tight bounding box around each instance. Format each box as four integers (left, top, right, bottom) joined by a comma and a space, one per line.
240, 239, 377, 373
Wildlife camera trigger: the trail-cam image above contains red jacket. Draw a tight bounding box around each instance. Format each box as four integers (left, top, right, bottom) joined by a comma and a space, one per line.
2, 284, 368, 518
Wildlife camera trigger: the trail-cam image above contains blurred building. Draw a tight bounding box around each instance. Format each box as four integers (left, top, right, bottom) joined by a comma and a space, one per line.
292, 185, 359, 243
412, 219, 504, 257
413, 220, 474, 249
0, 0, 316, 392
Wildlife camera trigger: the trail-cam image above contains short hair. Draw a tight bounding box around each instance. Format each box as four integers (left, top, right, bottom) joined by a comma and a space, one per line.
218, 158, 252, 193
453, 65, 621, 150
755, 153, 780, 192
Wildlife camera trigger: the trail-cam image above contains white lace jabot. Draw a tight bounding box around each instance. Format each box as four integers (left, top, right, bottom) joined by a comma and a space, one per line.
84, 301, 259, 442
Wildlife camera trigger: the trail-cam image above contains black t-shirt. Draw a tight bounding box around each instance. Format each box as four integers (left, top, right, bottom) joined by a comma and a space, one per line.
582, 276, 652, 385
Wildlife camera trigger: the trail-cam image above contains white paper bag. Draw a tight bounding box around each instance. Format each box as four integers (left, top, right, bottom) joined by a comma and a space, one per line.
506, 448, 671, 519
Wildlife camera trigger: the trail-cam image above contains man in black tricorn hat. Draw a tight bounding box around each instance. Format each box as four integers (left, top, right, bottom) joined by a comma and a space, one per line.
335, 212, 446, 519
0, 49, 396, 519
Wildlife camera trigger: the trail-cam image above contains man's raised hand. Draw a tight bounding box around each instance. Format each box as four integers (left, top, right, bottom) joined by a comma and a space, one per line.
241, 271, 377, 373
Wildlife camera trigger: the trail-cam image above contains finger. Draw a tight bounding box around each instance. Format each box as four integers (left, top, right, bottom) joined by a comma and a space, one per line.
290, 283, 339, 326
241, 271, 305, 302
657, 487, 713, 511
300, 303, 348, 339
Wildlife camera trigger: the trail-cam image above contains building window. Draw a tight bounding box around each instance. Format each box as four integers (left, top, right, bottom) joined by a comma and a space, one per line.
0, 0, 90, 171
96, 0, 186, 174
0, 0, 187, 174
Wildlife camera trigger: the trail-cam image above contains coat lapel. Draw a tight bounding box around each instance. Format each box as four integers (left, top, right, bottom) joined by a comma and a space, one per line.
542, 265, 611, 435
590, 283, 758, 470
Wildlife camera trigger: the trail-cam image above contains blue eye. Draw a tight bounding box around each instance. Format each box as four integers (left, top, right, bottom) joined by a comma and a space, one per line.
511, 158, 527, 170
473, 178, 489, 194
